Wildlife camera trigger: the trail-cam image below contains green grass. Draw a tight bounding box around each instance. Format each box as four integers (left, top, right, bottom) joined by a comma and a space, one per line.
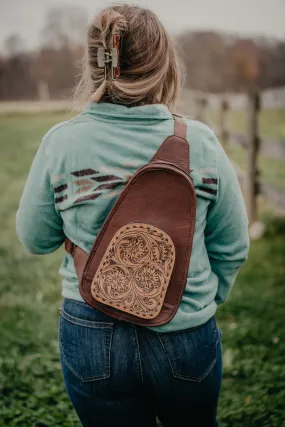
0, 112, 285, 426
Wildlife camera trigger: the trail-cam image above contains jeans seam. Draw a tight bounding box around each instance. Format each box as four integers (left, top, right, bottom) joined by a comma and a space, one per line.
133, 326, 144, 383
61, 308, 113, 328
64, 299, 88, 308
157, 333, 177, 378
172, 355, 218, 382
105, 325, 113, 378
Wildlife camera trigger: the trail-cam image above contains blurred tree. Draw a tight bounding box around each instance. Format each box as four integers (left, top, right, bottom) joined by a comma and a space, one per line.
5, 34, 24, 57
178, 31, 228, 92
228, 39, 260, 91
265, 40, 285, 87
0, 34, 37, 100
35, 5, 88, 98
40, 5, 87, 49
177, 31, 285, 93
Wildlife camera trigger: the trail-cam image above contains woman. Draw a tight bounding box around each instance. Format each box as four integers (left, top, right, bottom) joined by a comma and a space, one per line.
16, 4, 249, 427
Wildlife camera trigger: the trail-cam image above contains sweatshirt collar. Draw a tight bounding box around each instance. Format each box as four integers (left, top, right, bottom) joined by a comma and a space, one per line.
83, 102, 173, 121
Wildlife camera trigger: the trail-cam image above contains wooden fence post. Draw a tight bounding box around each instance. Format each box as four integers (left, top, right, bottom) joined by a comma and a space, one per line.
38, 80, 50, 102
195, 97, 207, 123
220, 99, 229, 151
246, 91, 260, 223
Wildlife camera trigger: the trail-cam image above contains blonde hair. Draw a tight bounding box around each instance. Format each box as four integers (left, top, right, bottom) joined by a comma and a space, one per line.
74, 4, 182, 109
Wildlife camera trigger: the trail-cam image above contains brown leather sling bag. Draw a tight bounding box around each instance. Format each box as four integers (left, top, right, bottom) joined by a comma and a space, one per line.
65, 116, 196, 327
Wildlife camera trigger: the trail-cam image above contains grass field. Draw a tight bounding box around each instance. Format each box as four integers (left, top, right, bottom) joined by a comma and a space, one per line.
0, 112, 285, 427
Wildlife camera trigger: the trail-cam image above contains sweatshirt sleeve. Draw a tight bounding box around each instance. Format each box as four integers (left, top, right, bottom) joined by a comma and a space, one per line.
205, 137, 250, 304
16, 140, 65, 254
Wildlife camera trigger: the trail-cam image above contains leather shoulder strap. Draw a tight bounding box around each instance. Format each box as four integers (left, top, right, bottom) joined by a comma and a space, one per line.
151, 116, 189, 174
173, 114, 187, 139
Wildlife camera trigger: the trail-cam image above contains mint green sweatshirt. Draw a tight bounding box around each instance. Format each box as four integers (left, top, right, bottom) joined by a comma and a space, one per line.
16, 103, 249, 332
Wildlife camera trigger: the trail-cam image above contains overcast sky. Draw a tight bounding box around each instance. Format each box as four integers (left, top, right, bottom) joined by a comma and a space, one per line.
0, 0, 284, 52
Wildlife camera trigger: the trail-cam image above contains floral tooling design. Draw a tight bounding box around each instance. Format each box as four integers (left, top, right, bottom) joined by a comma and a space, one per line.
91, 223, 176, 319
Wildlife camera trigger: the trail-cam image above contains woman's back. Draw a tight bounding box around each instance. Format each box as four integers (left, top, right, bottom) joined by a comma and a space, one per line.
17, 101, 249, 332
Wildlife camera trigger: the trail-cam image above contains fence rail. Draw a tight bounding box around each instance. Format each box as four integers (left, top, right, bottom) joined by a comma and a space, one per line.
180, 88, 285, 219
209, 129, 285, 161
181, 86, 285, 110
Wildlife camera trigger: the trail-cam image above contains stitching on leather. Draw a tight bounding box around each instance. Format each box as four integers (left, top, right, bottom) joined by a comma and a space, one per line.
175, 197, 195, 306
173, 129, 194, 308
150, 119, 192, 312
170, 119, 194, 310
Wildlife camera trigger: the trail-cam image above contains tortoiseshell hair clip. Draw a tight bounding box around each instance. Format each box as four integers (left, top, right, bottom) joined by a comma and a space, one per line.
97, 33, 121, 80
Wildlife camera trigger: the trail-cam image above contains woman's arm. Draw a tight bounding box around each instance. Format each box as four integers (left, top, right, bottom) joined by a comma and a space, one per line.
16, 140, 65, 254
205, 138, 250, 304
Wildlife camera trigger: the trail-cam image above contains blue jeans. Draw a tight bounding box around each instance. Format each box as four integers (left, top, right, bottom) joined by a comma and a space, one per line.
59, 299, 222, 427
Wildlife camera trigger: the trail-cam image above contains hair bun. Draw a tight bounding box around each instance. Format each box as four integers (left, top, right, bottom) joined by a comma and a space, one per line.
98, 9, 128, 46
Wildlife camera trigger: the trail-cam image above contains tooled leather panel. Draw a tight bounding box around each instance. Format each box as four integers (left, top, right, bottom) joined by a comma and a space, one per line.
80, 164, 196, 327
91, 223, 175, 319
